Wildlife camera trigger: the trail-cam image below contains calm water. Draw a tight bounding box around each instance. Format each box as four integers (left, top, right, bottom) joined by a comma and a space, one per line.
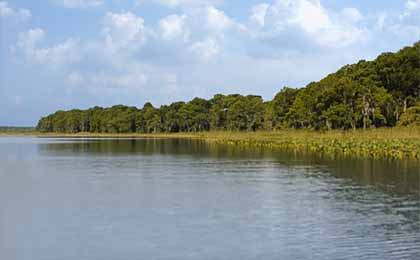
1, 137, 420, 260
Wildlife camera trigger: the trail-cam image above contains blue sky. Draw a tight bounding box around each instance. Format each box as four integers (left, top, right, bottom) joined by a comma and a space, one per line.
1, 0, 419, 126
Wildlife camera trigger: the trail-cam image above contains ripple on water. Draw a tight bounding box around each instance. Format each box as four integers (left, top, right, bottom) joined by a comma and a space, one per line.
1, 137, 420, 260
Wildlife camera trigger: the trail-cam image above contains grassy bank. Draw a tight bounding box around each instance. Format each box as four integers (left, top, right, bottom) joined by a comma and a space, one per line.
2, 128, 420, 160
0, 127, 35, 135
197, 129, 420, 160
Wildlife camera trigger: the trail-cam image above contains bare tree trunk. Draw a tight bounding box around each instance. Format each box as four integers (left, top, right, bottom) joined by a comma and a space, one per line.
363, 96, 368, 130
363, 115, 367, 130
372, 107, 376, 127
326, 119, 331, 130
350, 102, 356, 130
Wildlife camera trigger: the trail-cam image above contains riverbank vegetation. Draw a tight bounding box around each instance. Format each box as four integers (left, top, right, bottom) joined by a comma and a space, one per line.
198, 129, 420, 160
0, 126, 35, 134
3, 129, 420, 160
28, 42, 420, 160
37, 42, 420, 134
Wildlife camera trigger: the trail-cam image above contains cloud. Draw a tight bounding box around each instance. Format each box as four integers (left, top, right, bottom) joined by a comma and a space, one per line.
65, 70, 149, 97
370, 1, 420, 44
137, 0, 223, 8
252, 0, 366, 48
159, 14, 189, 41
184, 6, 246, 60
0, 1, 31, 20
16, 28, 81, 67
403, 0, 420, 18
190, 38, 219, 61
205, 5, 249, 36
90, 71, 148, 89
250, 3, 270, 27
406, 0, 420, 12
341, 8, 363, 23
103, 12, 147, 52
204, 6, 234, 32
18, 28, 45, 47
5, 0, 420, 127
153, 6, 244, 62
55, 0, 103, 9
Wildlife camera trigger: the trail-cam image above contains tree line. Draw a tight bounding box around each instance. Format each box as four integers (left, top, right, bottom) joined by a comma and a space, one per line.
37, 42, 420, 133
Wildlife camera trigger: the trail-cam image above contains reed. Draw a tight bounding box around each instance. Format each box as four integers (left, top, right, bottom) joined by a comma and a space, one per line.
2, 128, 420, 160
196, 128, 420, 160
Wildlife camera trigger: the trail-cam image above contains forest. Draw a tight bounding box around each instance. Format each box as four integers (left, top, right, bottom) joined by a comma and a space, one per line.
37, 42, 420, 134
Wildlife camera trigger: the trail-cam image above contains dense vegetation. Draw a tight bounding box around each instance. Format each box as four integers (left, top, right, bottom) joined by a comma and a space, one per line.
0, 126, 35, 133
37, 42, 420, 133
200, 129, 420, 160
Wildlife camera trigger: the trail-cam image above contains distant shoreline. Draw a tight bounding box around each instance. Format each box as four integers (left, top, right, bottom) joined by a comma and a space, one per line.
0, 131, 200, 139
2, 129, 420, 160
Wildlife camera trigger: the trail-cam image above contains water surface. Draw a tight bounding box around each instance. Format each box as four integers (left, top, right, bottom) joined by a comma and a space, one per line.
1, 137, 420, 260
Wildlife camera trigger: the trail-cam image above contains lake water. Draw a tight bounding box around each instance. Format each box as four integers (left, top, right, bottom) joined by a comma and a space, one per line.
1, 137, 420, 260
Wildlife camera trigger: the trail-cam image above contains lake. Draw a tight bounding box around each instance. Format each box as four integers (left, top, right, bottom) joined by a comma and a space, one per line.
1, 137, 420, 260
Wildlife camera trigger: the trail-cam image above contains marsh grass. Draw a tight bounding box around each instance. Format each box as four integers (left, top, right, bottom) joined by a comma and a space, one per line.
2, 128, 420, 160
198, 128, 420, 160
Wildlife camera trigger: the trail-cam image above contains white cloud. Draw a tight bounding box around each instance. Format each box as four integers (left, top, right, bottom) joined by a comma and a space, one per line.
372, 1, 420, 43
342, 8, 363, 23
406, 0, 420, 12
266, 0, 330, 34
159, 14, 189, 41
387, 24, 420, 42
403, 0, 420, 18
256, 0, 365, 48
103, 12, 147, 52
18, 28, 45, 48
6, 0, 420, 128
190, 38, 219, 61
250, 3, 270, 27
17, 28, 81, 67
375, 13, 387, 30
55, 0, 103, 9
91, 71, 148, 88
205, 6, 234, 32
64, 70, 149, 94
0, 1, 31, 20
153, 6, 243, 61
137, 0, 222, 8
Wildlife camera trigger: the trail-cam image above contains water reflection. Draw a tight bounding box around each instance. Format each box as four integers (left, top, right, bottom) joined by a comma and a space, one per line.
1, 137, 419, 260
38, 138, 420, 195
38, 138, 420, 234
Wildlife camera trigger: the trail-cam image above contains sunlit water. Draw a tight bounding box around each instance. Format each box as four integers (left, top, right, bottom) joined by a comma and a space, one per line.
1, 137, 420, 260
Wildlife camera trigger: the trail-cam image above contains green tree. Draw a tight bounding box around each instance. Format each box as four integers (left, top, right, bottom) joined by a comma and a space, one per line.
272, 87, 300, 128
227, 95, 265, 131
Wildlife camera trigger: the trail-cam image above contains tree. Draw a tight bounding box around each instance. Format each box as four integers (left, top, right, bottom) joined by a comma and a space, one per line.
179, 98, 211, 132
227, 95, 265, 131
398, 106, 420, 127
36, 42, 420, 133
141, 103, 161, 133
209, 94, 242, 130
272, 87, 300, 128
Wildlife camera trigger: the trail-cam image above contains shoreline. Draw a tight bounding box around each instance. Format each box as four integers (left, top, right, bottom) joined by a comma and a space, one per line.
2, 129, 420, 160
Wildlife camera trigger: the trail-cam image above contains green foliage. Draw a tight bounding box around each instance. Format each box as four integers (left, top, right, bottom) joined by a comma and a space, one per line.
272, 87, 300, 128
398, 106, 420, 127
37, 42, 420, 133
226, 95, 265, 131
0, 126, 35, 133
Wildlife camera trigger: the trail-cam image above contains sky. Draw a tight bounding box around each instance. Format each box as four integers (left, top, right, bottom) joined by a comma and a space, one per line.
0, 0, 419, 126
